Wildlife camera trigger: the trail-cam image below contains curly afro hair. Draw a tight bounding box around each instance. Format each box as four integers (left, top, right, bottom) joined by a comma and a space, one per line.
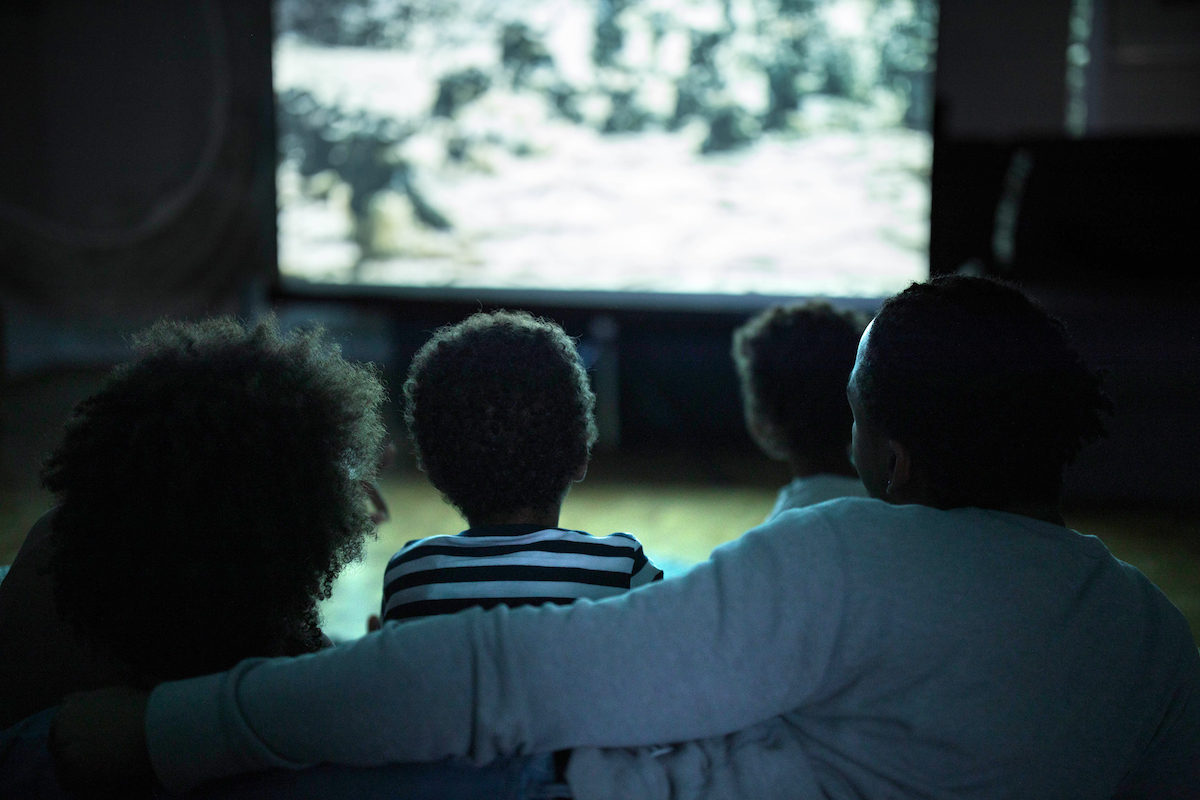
732, 301, 867, 463
404, 310, 597, 524
857, 275, 1112, 509
42, 316, 387, 685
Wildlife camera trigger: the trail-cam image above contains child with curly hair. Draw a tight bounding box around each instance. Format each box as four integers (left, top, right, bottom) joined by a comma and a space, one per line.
380, 310, 661, 626
732, 301, 870, 520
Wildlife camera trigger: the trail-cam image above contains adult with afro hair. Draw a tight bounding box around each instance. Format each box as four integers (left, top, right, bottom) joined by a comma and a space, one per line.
51, 278, 1200, 799
0, 317, 389, 796
732, 301, 869, 519
379, 310, 661, 626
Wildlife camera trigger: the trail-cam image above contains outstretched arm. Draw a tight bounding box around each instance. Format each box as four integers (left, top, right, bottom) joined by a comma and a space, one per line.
55, 509, 848, 794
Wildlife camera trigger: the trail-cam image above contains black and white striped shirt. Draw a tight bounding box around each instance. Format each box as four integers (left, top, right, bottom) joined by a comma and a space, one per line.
381, 523, 664, 624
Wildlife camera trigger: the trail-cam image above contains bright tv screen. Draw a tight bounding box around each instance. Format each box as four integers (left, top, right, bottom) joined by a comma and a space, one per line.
274, 0, 936, 302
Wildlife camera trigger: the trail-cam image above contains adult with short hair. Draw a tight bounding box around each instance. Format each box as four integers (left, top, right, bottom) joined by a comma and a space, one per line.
51, 278, 1200, 799
731, 300, 869, 518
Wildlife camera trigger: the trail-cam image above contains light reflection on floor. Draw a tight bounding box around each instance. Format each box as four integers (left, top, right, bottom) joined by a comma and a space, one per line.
318, 475, 777, 641
317, 473, 1200, 646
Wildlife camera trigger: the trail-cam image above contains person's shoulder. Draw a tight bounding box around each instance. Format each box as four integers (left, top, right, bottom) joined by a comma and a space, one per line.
757, 498, 973, 554
768, 496, 891, 527
1107, 550, 1199, 633
387, 532, 471, 567
1, 509, 58, 588
558, 529, 648, 550
406, 532, 467, 544
785, 474, 868, 505
1, 706, 56, 745
808, 473, 870, 498
724, 497, 884, 551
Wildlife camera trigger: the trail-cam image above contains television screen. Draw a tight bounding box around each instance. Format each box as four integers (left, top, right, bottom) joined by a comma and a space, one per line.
274, 0, 936, 302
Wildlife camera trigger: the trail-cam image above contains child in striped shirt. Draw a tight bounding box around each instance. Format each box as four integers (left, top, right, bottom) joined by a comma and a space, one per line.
381, 311, 662, 625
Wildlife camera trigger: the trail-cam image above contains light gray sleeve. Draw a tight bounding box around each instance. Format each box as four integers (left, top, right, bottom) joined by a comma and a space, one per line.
1113, 642, 1200, 797
146, 510, 847, 793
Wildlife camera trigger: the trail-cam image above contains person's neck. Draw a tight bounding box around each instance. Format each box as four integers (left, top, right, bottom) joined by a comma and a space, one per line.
789, 449, 858, 480
895, 493, 1067, 528
467, 506, 561, 529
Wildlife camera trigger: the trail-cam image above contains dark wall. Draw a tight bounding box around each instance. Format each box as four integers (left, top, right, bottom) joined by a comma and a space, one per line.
930, 137, 1200, 288
0, 0, 276, 322
0, 0, 277, 487
1090, 0, 1200, 135
931, 0, 1200, 507
1049, 293, 1200, 507
934, 0, 1200, 140
930, 0, 1200, 287
935, 0, 1073, 139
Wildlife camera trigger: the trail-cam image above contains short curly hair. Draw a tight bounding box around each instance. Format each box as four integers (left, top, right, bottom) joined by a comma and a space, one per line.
404, 311, 597, 523
42, 316, 387, 685
732, 301, 867, 462
857, 275, 1112, 508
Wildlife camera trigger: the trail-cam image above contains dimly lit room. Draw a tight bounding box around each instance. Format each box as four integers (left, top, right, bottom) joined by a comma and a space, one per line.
1, 0, 1198, 796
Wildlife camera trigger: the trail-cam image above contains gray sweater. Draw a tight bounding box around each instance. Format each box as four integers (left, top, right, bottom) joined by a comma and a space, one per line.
147, 499, 1200, 799
767, 473, 868, 520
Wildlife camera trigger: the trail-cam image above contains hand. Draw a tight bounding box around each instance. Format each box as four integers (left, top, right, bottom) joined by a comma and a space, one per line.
49, 686, 158, 798
367, 614, 382, 633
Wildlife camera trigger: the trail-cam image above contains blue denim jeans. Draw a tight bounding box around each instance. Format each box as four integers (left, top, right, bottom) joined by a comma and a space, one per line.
2, 709, 573, 800
188, 753, 572, 799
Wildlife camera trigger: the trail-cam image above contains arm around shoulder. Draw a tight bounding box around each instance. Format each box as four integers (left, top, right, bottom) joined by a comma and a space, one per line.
143, 510, 847, 792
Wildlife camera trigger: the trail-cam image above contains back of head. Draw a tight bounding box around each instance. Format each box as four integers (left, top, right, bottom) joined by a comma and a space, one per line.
732, 301, 866, 462
404, 310, 597, 523
857, 276, 1111, 509
42, 316, 387, 685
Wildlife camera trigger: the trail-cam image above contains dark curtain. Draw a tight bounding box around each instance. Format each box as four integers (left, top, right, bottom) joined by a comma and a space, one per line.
0, 0, 276, 320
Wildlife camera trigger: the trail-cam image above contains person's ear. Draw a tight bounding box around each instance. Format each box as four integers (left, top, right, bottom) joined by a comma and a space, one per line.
572, 459, 588, 483
747, 417, 788, 462
884, 439, 914, 501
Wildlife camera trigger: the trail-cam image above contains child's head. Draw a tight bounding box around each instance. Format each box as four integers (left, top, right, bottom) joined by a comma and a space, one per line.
732, 301, 867, 469
404, 310, 597, 525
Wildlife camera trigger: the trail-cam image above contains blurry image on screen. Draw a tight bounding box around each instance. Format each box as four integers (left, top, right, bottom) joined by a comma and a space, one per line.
275, 0, 936, 298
